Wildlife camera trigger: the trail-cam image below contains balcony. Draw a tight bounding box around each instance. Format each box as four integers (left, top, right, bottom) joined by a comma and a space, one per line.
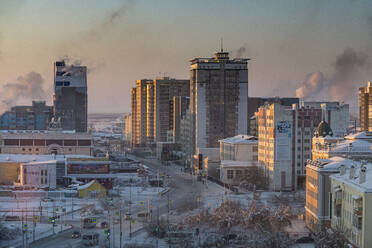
352, 215, 362, 230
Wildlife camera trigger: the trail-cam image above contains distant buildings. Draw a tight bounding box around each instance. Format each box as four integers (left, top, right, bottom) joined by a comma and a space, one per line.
20, 160, 57, 189
359, 82, 372, 131
0, 101, 53, 130
54, 60, 88, 132
0, 130, 92, 155
130, 77, 189, 148
124, 113, 132, 147
189, 49, 249, 161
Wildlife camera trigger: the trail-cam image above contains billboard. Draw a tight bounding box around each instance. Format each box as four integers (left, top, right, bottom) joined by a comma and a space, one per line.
275, 121, 292, 161
67, 163, 110, 174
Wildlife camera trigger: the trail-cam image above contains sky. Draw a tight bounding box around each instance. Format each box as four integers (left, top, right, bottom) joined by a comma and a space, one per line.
0, 0, 371, 114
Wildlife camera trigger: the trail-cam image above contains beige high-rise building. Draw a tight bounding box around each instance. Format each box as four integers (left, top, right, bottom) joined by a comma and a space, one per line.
131, 79, 154, 147
130, 77, 189, 148
359, 82, 372, 131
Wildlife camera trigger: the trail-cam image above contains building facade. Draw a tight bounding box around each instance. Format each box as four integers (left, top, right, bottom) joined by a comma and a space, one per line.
154, 77, 189, 143
258, 103, 294, 191
190, 49, 249, 156
0, 130, 92, 155
53, 60, 88, 132
0, 101, 53, 130
20, 160, 57, 189
173, 96, 190, 144
359, 82, 372, 131
330, 163, 372, 248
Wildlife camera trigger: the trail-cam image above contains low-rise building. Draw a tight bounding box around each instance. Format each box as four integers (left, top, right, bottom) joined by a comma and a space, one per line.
219, 135, 258, 161
77, 180, 106, 198
330, 163, 372, 248
0, 130, 92, 155
220, 160, 259, 186
305, 156, 354, 232
20, 160, 57, 189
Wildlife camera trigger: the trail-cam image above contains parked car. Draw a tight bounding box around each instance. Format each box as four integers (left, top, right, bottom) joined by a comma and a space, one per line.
41, 197, 54, 202
72, 231, 81, 239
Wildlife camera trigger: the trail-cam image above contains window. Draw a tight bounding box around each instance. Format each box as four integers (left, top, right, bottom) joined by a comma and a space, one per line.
227, 170, 233, 179
28, 148, 32, 151
46, 140, 63, 146
252, 155, 258, 161
236, 170, 242, 178
41, 178, 43, 184
34, 139, 45, 146
297, 147, 301, 151
63, 81, 70, 86
297, 162, 301, 167
4, 139, 19, 146
304, 139, 310, 143
55, 81, 63, 86
297, 170, 301, 174
44, 170, 47, 176
20, 139, 33, 146
22, 148, 26, 151
35, 148, 39, 151
63, 140, 77, 146
78, 140, 91, 146
297, 139, 301, 143
41, 170, 43, 176
45, 177, 47, 184
252, 146, 258, 152
69, 148, 72, 152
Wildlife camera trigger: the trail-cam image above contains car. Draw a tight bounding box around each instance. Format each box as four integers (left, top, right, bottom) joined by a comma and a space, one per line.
100, 221, 108, 228
41, 197, 54, 202
72, 231, 81, 239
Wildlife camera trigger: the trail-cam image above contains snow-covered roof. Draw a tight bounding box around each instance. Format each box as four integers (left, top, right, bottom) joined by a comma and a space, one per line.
331, 163, 372, 193
330, 139, 372, 153
0, 154, 94, 163
77, 180, 97, 190
306, 156, 356, 172
219, 135, 258, 145
345, 131, 372, 141
220, 160, 258, 168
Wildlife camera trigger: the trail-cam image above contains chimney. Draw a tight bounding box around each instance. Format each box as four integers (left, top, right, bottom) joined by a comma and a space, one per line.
340, 164, 346, 175
359, 166, 366, 184
349, 165, 355, 179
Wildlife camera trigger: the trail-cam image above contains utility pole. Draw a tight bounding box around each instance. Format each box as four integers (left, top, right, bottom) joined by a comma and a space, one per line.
22, 210, 24, 248
119, 207, 122, 248
129, 177, 132, 239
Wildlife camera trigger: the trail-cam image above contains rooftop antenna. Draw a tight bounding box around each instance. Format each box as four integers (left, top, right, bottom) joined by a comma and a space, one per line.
220, 38, 223, 52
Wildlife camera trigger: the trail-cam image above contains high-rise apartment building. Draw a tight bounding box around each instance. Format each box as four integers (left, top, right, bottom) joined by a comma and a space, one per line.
359, 82, 372, 131
53, 61, 87, 132
131, 79, 152, 147
154, 77, 189, 143
190, 49, 249, 156
130, 77, 189, 148
173, 96, 190, 144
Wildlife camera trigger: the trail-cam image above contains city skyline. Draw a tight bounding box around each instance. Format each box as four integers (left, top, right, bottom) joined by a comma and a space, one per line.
0, 0, 371, 113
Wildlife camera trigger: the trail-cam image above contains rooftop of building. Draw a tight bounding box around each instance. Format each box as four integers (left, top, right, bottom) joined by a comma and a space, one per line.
345, 131, 372, 141
0, 154, 93, 163
307, 156, 356, 172
219, 135, 258, 145
314, 121, 333, 137
0, 130, 92, 139
325, 139, 372, 153
220, 160, 258, 167
190, 50, 250, 64
331, 162, 372, 193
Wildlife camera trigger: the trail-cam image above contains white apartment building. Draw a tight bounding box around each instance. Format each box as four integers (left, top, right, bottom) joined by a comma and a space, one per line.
330, 163, 372, 248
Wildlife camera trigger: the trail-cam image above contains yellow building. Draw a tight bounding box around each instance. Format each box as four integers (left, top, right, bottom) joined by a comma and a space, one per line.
330, 163, 372, 248
77, 180, 106, 198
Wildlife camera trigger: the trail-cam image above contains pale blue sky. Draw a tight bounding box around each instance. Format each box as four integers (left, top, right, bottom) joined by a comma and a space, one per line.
0, 0, 371, 112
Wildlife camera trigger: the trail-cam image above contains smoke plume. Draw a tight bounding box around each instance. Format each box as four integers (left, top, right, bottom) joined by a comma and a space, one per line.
368, 16, 372, 37
296, 48, 369, 101
102, 0, 135, 28
59, 55, 105, 74
296, 72, 324, 99
0, 72, 48, 112
328, 48, 368, 101
234, 43, 248, 58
